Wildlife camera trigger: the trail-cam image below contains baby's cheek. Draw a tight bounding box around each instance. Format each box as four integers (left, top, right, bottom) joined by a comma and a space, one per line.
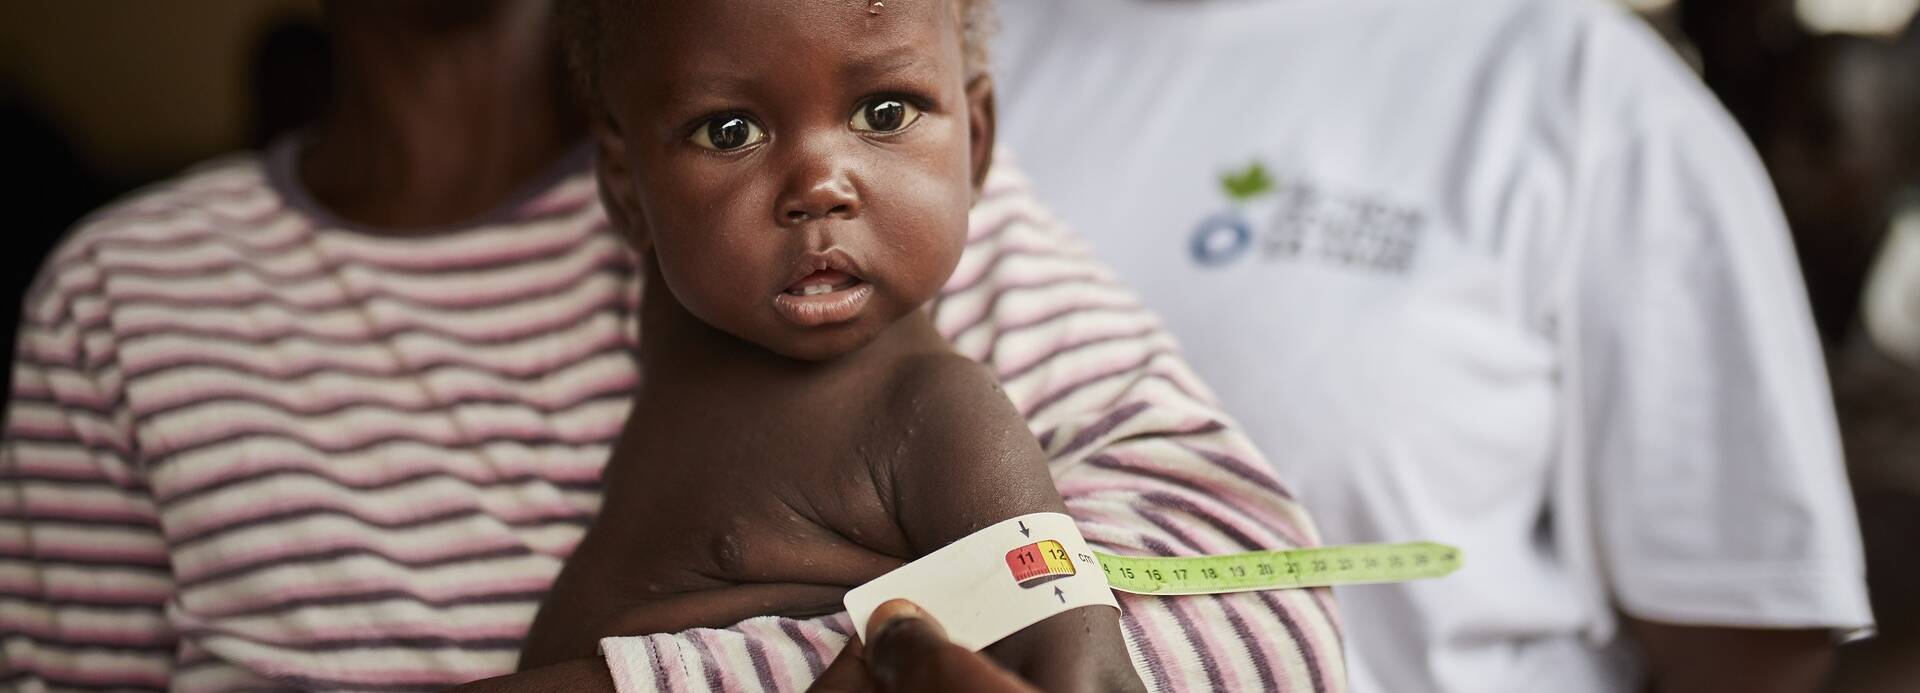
886, 179, 973, 287
655, 239, 764, 325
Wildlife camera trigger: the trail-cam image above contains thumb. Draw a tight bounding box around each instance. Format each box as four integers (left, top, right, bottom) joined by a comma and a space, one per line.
863, 600, 1036, 693
864, 599, 947, 688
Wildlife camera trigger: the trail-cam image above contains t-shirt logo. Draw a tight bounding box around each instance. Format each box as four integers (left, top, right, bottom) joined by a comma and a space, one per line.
1190, 161, 1425, 274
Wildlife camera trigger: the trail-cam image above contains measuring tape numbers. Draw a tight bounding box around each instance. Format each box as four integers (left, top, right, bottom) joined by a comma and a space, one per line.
844, 512, 1462, 651
1095, 542, 1460, 595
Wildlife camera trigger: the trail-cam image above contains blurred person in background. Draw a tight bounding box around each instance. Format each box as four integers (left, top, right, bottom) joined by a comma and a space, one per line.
0, 1, 618, 688
994, 0, 1872, 691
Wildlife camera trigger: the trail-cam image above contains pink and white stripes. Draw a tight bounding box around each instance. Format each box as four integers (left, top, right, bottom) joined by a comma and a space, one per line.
2, 143, 1343, 692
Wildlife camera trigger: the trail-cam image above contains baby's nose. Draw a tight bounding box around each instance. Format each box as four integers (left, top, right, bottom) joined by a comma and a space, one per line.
777, 160, 861, 225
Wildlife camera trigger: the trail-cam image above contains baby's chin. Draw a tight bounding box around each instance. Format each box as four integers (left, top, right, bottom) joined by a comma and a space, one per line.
739, 285, 933, 362
749, 321, 889, 362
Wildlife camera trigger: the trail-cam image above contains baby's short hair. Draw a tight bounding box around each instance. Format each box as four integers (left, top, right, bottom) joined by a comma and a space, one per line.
558, 0, 996, 110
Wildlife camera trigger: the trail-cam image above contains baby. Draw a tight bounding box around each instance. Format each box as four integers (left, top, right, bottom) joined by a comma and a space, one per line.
518, 0, 1144, 690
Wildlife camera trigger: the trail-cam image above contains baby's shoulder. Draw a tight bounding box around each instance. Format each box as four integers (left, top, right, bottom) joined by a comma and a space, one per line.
873, 350, 1042, 471
869, 351, 1063, 553
879, 352, 1020, 431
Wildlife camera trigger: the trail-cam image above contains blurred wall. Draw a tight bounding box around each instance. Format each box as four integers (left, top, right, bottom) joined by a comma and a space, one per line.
0, 0, 321, 184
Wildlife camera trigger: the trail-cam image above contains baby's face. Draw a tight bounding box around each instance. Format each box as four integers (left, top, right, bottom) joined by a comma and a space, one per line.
595, 0, 990, 361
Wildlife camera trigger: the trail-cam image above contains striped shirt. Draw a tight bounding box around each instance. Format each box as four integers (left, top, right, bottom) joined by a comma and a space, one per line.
2, 138, 1344, 692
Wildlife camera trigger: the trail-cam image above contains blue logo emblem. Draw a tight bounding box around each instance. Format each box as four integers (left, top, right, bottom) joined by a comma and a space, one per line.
1190, 212, 1252, 266
1189, 161, 1273, 267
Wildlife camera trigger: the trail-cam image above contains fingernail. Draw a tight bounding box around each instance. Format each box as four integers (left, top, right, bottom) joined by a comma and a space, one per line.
868, 599, 925, 640
867, 600, 932, 687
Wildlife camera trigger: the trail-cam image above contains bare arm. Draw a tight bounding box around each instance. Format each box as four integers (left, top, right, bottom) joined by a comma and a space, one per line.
1626, 618, 1834, 693
888, 355, 1144, 693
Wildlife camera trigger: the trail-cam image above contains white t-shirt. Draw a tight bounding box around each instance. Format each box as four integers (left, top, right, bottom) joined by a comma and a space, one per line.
993, 0, 1875, 691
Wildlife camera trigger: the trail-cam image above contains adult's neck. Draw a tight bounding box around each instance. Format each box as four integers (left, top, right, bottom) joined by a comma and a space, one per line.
302, 0, 584, 232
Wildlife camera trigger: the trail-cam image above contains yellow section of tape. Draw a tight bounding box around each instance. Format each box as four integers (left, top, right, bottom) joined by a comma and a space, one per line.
1093, 542, 1461, 595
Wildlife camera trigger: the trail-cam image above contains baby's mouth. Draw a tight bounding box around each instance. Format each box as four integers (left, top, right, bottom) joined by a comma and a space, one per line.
784, 270, 863, 297
772, 250, 874, 328
772, 267, 875, 328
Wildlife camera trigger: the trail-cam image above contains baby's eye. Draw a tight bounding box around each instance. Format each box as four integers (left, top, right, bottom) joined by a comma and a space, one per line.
850, 99, 922, 134
689, 116, 767, 151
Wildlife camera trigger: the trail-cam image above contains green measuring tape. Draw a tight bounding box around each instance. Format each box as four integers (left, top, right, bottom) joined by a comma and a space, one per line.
848, 517, 1460, 650
1090, 542, 1461, 595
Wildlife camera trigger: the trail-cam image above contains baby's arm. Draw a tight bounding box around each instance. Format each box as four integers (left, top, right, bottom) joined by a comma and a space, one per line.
886, 355, 1144, 693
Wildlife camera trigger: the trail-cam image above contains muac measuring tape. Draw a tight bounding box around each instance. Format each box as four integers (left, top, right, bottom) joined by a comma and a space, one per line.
844, 512, 1460, 651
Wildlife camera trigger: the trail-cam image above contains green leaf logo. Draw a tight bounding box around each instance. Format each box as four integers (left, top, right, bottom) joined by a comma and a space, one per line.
1220, 162, 1274, 203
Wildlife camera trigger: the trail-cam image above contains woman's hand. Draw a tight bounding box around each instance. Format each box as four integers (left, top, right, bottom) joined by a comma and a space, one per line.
808, 600, 1040, 693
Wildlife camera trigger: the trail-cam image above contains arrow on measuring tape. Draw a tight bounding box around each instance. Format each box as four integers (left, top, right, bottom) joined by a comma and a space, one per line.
1092, 541, 1461, 595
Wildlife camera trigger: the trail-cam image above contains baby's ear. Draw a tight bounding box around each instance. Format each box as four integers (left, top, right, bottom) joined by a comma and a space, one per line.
591, 114, 653, 252
966, 74, 997, 196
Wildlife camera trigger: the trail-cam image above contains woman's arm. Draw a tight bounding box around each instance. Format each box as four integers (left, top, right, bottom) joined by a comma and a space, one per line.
1, 269, 177, 691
